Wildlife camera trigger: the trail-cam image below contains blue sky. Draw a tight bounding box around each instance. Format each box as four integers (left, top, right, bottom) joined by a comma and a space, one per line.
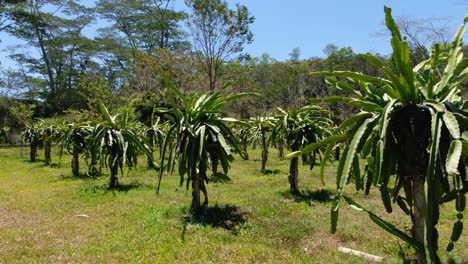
212, 0, 467, 60
0, 0, 467, 69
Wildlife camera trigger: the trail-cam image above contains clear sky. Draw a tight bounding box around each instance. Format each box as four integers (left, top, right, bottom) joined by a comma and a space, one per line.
0, 0, 467, 69
209, 0, 467, 60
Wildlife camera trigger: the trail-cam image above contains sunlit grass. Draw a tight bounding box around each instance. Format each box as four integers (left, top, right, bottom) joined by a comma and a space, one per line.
0, 146, 465, 263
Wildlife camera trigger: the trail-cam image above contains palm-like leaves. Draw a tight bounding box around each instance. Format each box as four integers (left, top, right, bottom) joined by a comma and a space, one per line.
157, 83, 255, 213
39, 123, 60, 165
249, 116, 274, 172
310, 7, 467, 263
59, 122, 92, 177
233, 125, 252, 159
273, 105, 334, 193
22, 123, 43, 162
87, 102, 152, 189
143, 111, 165, 169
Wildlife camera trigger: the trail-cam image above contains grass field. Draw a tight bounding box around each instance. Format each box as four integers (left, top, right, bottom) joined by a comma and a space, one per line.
0, 146, 466, 263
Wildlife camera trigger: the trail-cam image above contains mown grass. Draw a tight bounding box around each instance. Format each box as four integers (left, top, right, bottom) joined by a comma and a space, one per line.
0, 146, 466, 263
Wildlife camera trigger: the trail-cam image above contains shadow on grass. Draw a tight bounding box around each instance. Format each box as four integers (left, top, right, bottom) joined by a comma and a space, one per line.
281, 189, 334, 204
181, 204, 250, 238
79, 181, 153, 194
209, 172, 232, 183
52, 172, 105, 181
261, 169, 282, 175
114, 181, 154, 192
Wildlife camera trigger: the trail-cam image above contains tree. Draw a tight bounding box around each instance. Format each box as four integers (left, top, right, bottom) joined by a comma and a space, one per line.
96, 0, 187, 54
87, 102, 152, 189
59, 122, 92, 177
233, 124, 250, 159
274, 106, 333, 194
5, 0, 96, 114
0, 0, 28, 34
265, 60, 310, 109
249, 116, 273, 172
221, 58, 259, 118
288, 47, 301, 62
39, 121, 59, 165
22, 122, 42, 162
94, 0, 188, 94
157, 82, 253, 214
310, 7, 467, 263
322, 43, 338, 57
143, 110, 165, 169
185, 0, 254, 91
378, 14, 453, 62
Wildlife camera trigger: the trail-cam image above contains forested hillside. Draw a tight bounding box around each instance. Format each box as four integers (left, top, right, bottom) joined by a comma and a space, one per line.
0, 0, 466, 138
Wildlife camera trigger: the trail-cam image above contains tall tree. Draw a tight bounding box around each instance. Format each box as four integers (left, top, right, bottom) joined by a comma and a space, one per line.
96, 0, 187, 54
5, 0, 95, 114
185, 0, 254, 91
0, 0, 27, 33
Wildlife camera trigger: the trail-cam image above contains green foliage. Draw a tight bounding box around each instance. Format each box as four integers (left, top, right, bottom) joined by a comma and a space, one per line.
185, 0, 254, 90
22, 121, 43, 162
86, 102, 152, 189
157, 82, 255, 213
274, 106, 334, 160
58, 122, 93, 177
38, 120, 61, 165
142, 110, 166, 168
5, 0, 96, 114
249, 116, 274, 171
310, 7, 467, 262
96, 0, 188, 52
273, 105, 334, 192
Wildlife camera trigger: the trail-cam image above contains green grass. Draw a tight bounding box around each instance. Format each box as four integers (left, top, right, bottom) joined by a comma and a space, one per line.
0, 146, 466, 263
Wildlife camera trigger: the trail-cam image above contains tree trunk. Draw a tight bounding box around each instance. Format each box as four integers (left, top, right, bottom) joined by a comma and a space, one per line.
334, 146, 340, 161
412, 175, 441, 264
208, 64, 216, 91
200, 159, 209, 208
191, 165, 201, 214
289, 156, 300, 194
44, 142, 51, 165
43, 128, 52, 165
108, 150, 119, 189
211, 158, 218, 175
71, 146, 79, 177
310, 152, 316, 170
392, 105, 433, 263
412, 175, 427, 264
278, 142, 284, 158
301, 153, 309, 165
242, 142, 249, 160
35, 25, 56, 96
209, 77, 216, 91
30, 142, 37, 162
289, 143, 300, 194
147, 147, 154, 169
261, 129, 268, 171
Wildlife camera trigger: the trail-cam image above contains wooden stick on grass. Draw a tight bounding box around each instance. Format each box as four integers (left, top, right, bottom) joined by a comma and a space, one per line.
338, 247, 384, 263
